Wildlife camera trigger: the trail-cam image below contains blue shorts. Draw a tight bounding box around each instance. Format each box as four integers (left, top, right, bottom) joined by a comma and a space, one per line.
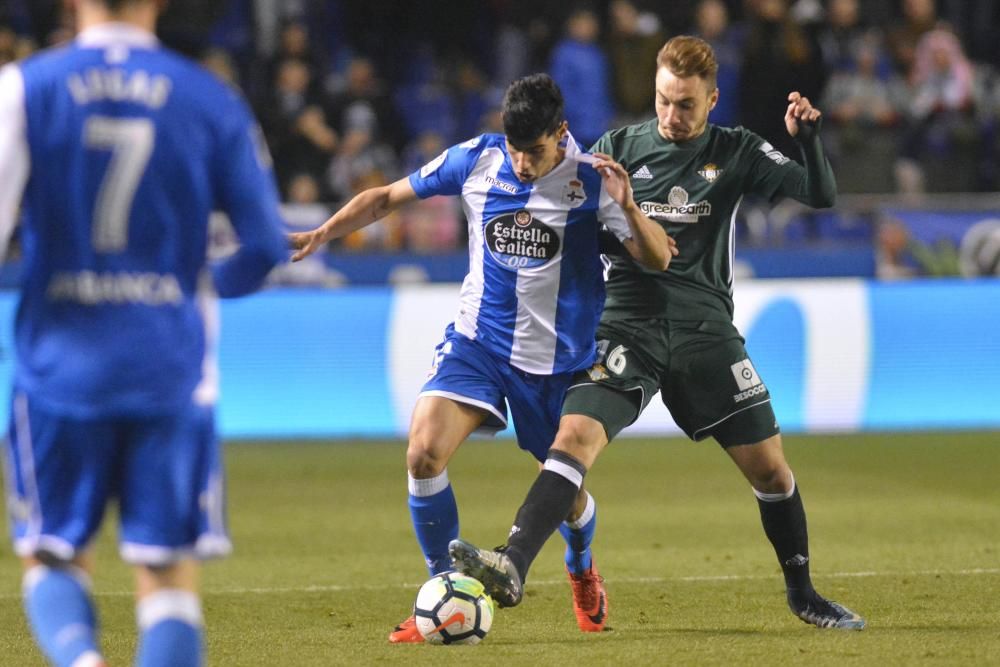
3, 392, 230, 566
420, 325, 574, 461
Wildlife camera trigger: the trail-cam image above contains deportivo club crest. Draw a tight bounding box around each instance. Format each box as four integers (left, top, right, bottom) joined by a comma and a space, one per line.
698, 163, 723, 182
561, 179, 586, 208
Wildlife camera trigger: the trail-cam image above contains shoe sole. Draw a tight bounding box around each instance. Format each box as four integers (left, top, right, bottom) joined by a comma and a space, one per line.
795, 611, 867, 630
449, 540, 522, 607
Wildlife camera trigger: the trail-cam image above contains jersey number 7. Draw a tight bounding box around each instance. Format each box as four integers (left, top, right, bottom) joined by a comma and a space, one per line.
83, 116, 155, 253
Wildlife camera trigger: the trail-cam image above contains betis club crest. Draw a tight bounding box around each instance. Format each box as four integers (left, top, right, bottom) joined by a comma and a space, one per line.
698, 163, 723, 182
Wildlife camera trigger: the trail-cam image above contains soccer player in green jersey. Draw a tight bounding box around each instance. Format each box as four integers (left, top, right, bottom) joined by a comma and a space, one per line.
450, 35, 866, 630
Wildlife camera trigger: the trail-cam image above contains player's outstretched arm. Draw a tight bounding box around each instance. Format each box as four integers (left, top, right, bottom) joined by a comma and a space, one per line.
289, 177, 418, 261
779, 91, 837, 208
591, 152, 678, 271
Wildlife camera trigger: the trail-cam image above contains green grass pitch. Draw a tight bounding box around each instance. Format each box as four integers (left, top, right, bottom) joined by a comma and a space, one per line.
1, 431, 998, 665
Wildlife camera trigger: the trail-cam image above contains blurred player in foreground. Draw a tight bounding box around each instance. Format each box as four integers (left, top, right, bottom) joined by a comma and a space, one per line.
0, 0, 287, 664
451, 36, 866, 631
290, 73, 676, 641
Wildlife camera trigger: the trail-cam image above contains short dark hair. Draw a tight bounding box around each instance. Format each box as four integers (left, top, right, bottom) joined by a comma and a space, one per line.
501, 73, 564, 147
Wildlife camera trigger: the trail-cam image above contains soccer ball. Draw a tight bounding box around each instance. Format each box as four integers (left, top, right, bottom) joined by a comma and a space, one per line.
414, 571, 494, 645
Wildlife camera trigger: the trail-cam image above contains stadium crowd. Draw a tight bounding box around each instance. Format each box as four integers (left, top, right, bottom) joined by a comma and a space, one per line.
2, 0, 999, 257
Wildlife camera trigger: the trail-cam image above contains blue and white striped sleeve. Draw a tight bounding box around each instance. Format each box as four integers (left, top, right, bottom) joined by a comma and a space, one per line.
0, 64, 29, 261
596, 184, 632, 242
408, 135, 485, 199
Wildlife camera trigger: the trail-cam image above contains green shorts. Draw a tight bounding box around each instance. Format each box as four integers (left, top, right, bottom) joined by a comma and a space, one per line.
562, 319, 779, 447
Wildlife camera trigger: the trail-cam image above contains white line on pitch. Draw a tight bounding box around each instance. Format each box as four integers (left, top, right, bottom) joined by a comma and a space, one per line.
3, 566, 990, 599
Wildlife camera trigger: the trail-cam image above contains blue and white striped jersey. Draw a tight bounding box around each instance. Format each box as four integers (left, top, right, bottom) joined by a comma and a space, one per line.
409, 133, 632, 375
0, 23, 287, 418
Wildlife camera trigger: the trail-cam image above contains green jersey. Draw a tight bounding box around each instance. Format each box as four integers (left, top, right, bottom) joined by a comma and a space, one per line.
592, 119, 834, 321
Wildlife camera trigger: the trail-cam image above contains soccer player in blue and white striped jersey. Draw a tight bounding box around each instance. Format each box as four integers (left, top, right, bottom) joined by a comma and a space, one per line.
291, 73, 677, 641
0, 1, 287, 665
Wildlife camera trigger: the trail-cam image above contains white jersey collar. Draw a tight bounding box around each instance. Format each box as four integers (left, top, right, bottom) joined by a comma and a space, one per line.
77, 22, 159, 49
562, 131, 584, 160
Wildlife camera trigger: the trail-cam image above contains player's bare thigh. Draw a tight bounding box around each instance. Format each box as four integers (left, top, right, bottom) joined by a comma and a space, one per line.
407, 395, 489, 478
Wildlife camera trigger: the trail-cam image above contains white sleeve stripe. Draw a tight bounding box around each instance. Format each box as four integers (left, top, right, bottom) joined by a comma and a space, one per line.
0, 64, 29, 260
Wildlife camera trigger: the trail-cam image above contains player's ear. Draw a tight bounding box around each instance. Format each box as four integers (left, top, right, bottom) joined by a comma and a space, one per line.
556, 120, 568, 140
708, 87, 719, 112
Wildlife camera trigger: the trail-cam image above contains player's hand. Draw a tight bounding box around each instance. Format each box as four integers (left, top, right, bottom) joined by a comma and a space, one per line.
785, 92, 822, 138
590, 152, 635, 210
665, 233, 679, 260
288, 230, 324, 262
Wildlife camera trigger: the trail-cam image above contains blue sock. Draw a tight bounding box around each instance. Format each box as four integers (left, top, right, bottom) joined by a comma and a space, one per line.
559, 492, 596, 575
23, 565, 102, 667
136, 590, 203, 667
408, 470, 459, 575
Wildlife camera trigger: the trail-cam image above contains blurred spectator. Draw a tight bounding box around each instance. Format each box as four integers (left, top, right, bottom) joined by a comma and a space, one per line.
276, 20, 321, 69
875, 218, 918, 280
479, 105, 505, 135
492, 1, 565, 79
327, 56, 406, 151
325, 128, 397, 202
286, 173, 325, 205
820, 35, 908, 193
815, 0, 874, 75
453, 62, 498, 141
275, 105, 339, 196
252, 0, 314, 58
606, 0, 664, 126
272, 58, 321, 123
549, 7, 615, 147
899, 28, 979, 192
909, 28, 975, 120
740, 0, 825, 159
694, 0, 744, 128
494, 21, 531, 86
391, 45, 458, 144
0, 26, 18, 66
886, 0, 939, 77
401, 196, 462, 253
401, 131, 446, 176
201, 47, 240, 87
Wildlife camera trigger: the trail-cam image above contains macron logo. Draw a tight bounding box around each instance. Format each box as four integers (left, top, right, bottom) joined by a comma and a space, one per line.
631, 165, 653, 180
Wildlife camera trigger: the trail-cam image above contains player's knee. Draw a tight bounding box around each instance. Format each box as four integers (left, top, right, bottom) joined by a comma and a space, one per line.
134, 560, 198, 598
750, 464, 794, 495
405, 439, 448, 478
551, 416, 606, 469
